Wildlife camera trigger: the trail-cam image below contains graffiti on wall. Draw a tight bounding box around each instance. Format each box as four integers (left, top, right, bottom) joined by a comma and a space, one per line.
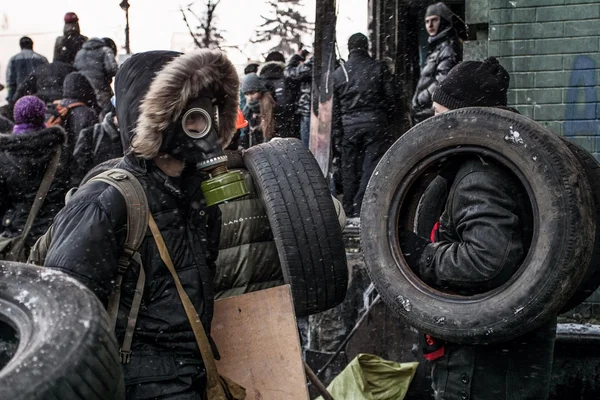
564, 55, 599, 137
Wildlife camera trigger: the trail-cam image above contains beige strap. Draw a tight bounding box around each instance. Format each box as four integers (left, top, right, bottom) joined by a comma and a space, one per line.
90, 168, 149, 331
9, 145, 62, 260
120, 252, 145, 364
148, 214, 226, 398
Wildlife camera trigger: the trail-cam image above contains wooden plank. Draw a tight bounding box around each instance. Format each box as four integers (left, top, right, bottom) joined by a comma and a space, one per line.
212, 285, 309, 400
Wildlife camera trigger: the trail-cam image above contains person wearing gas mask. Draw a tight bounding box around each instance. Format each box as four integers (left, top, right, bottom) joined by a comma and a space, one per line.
45, 49, 242, 399
411, 2, 461, 124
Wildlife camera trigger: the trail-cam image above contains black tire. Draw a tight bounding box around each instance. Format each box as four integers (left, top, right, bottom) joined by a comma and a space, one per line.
414, 175, 447, 238
80, 158, 123, 185
0, 262, 124, 400
361, 107, 595, 344
244, 138, 348, 316
558, 138, 600, 313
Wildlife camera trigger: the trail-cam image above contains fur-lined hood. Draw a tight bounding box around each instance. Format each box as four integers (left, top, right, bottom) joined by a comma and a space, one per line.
122, 50, 239, 160
259, 61, 285, 79
0, 126, 65, 154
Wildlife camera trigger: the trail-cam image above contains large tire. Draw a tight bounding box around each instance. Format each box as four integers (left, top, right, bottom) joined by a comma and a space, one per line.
244, 138, 348, 316
0, 262, 124, 400
558, 138, 600, 313
362, 107, 595, 344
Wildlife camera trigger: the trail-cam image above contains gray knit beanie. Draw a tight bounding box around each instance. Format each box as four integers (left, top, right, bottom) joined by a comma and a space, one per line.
241, 73, 265, 94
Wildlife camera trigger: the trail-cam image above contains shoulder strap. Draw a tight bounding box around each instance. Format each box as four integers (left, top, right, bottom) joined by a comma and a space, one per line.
148, 214, 229, 399
89, 169, 149, 331
8, 145, 62, 260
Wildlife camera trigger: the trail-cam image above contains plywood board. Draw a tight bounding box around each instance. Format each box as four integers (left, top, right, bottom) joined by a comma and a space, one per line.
212, 285, 309, 400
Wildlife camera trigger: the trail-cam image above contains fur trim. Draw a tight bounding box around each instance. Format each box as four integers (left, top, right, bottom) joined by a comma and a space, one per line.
0, 126, 65, 153
259, 61, 285, 77
133, 49, 240, 159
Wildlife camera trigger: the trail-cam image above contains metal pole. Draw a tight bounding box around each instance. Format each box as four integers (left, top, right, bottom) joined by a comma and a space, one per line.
124, 8, 131, 54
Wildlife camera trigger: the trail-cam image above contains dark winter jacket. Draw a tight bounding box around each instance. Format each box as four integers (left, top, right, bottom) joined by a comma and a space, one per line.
411, 32, 461, 123
0, 126, 70, 247
215, 169, 282, 298
242, 100, 264, 147
74, 38, 119, 106
285, 54, 312, 117
12, 62, 76, 104
44, 154, 221, 384
5, 49, 48, 102
332, 50, 396, 133
259, 61, 298, 137
54, 33, 88, 65
417, 156, 532, 292
73, 111, 121, 182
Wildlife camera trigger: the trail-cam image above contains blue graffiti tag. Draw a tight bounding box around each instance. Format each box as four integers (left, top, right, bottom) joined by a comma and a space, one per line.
564, 55, 599, 137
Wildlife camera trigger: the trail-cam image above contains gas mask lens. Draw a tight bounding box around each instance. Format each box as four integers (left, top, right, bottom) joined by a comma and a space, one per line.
182, 108, 212, 139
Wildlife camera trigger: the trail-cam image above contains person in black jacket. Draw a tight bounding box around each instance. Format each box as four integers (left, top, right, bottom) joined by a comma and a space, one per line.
53, 12, 88, 65
56, 72, 99, 181
259, 52, 298, 138
285, 50, 313, 147
11, 60, 75, 105
0, 96, 69, 248
74, 38, 119, 111
72, 109, 121, 183
45, 49, 239, 399
332, 33, 396, 220
411, 2, 461, 124
400, 58, 556, 400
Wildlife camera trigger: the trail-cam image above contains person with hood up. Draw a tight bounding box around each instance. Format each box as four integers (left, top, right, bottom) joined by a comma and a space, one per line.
5, 36, 48, 103
0, 96, 69, 249
259, 51, 298, 138
53, 12, 88, 65
332, 33, 396, 223
411, 2, 462, 124
45, 49, 240, 398
11, 54, 76, 105
74, 37, 119, 111
241, 73, 275, 148
72, 105, 121, 182
399, 58, 556, 400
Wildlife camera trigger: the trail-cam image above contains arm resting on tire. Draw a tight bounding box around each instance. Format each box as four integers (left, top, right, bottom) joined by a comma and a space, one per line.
45, 186, 126, 304
418, 170, 524, 290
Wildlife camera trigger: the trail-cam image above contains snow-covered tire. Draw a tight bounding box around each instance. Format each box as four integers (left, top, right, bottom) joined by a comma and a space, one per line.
0, 262, 124, 400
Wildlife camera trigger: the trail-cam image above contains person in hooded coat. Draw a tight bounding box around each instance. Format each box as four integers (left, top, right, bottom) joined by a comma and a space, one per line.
259, 51, 298, 138
72, 108, 121, 182
53, 12, 88, 66
400, 58, 555, 400
411, 2, 462, 124
74, 37, 119, 111
0, 96, 69, 248
45, 49, 239, 399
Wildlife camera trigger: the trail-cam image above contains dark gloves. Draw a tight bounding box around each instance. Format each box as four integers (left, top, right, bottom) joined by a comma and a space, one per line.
398, 231, 430, 274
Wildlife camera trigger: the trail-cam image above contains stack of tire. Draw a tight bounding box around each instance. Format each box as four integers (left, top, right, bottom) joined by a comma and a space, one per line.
361, 107, 600, 344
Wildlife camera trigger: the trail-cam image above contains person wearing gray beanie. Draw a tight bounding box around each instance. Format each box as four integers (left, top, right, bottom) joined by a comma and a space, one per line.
241, 73, 265, 95
241, 73, 275, 147
411, 1, 462, 124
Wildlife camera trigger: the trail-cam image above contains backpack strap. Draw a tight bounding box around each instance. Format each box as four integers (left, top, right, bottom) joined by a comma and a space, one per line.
8, 145, 62, 261
88, 169, 149, 333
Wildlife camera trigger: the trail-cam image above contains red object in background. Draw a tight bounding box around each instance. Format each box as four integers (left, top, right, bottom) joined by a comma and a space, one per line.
235, 109, 248, 130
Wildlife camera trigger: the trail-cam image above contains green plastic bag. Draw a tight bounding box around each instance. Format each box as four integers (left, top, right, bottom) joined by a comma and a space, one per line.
317, 354, 418, 400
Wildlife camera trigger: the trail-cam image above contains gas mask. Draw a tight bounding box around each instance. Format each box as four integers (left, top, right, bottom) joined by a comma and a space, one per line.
160, 96, 248, 206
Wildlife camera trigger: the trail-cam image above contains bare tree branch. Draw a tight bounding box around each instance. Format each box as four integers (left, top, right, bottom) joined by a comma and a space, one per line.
180, 6, 203, 48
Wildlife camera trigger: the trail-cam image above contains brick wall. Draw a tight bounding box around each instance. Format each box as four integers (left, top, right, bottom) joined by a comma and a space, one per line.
465, 0, 600, 159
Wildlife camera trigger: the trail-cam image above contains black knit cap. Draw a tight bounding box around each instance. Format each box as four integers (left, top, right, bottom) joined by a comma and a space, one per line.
432, 57, 510, 110
348, 33, 368, 52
